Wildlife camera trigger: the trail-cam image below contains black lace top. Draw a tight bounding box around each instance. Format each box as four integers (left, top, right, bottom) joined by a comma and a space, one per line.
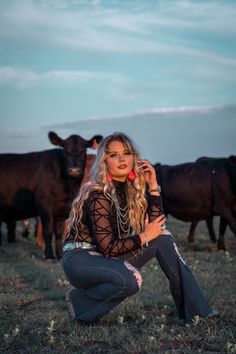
65, 180, 164, 257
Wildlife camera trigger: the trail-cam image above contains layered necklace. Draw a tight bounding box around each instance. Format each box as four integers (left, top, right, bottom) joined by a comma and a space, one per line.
113, 182, 131, 239
115, 201, 130, 239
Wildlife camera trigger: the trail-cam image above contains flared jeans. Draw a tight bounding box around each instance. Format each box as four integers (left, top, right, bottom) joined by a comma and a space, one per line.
62, 234, 213, 323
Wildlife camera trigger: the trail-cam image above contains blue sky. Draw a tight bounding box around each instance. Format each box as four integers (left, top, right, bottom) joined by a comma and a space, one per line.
0, 0, 235, 163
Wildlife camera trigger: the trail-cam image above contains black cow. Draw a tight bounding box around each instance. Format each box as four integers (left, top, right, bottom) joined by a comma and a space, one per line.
0, 131, 102, 260
154, 161, 236, 250
187, 156, 236, 249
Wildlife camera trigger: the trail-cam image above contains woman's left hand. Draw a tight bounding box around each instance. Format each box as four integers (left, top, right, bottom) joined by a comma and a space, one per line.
137, 159, 158, 188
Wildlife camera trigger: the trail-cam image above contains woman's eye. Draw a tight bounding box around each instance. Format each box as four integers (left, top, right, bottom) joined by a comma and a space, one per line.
109, 152, 131, 158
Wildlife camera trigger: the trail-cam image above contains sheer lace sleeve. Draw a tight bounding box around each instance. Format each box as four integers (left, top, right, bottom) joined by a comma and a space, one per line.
146, 193, 164, 222
85, 191, 142, 257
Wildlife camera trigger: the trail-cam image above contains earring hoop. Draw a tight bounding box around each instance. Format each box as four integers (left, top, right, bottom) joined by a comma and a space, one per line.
128, 170, 136, 181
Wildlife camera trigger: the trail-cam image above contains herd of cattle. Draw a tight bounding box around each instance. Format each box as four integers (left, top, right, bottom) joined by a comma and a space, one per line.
0, 131, 235, 261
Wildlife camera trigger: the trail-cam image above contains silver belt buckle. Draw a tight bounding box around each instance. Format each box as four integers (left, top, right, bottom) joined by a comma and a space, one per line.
81, 242, 93, 249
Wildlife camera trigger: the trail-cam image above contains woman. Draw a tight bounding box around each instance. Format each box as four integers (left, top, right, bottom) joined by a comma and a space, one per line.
63, 132, 217, 324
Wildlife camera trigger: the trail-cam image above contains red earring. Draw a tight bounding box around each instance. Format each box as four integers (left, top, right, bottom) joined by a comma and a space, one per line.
128, 170, 136, 181
107, 173, 113, 182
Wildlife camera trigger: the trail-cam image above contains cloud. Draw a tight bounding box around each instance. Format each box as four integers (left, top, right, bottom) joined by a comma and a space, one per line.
1, 0, 236, 65
0, 66, 126, 89
0, 67, 39, 89
0, 127, 38, 139
39, 103, 236, 164
42, 104, 227, 129
10, 0, 236, 35
1, 103, 234, 163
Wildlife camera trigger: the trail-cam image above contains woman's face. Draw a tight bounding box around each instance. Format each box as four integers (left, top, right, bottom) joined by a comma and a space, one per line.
106, 140, 134, 182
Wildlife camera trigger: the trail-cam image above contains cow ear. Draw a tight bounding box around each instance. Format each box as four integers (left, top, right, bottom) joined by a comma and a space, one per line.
48, 131, 64, 147
87, 135, 103, 150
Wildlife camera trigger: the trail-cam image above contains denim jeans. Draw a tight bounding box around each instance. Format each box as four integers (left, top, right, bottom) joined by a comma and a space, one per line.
62, 234, 213, 323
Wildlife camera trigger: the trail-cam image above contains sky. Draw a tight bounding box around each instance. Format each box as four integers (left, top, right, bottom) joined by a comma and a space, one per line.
0, 0, 235, 164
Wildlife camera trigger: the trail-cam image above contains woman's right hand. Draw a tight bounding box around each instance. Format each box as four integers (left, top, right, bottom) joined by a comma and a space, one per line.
139, 215, 166, 246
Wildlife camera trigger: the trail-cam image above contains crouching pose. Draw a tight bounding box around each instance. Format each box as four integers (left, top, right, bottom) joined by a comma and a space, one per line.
63, 132, 218, 324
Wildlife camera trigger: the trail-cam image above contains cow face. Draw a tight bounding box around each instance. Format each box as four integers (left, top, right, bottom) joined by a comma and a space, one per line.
48, 131, 103, 179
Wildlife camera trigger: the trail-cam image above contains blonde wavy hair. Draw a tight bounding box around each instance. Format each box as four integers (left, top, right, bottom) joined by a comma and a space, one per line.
67, 132, 148, 238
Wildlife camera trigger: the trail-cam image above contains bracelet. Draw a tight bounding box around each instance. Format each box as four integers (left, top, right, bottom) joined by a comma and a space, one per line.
148, 185, 161, 193
143, 232, 149, 247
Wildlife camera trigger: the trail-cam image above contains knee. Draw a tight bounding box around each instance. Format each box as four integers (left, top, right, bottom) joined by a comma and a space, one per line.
157, 233, 174, 243
150, 234, 174, 254
124, 261, 142, 295
156, 234, 185, 263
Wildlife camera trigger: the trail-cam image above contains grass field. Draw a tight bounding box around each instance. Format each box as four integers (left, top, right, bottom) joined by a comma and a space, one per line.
1, 217, 236, 354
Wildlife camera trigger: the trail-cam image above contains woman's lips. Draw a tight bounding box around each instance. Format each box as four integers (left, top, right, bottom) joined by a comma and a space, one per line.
118, 164, 127, 169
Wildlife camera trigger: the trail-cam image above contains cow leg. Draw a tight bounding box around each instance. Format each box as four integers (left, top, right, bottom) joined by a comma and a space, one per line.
7, 221, 16, 243
188, 222, 197, 243
217, 212, 236, 251
40, 215, 55, 261
206, 217, 217, 243
35, 217, 45, 249
54, 219, 65, 260
34, 217, 39, 238
217, 217, 228, 251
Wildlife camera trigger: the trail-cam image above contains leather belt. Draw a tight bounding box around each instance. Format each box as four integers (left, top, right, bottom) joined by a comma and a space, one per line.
63, 241, 95, 252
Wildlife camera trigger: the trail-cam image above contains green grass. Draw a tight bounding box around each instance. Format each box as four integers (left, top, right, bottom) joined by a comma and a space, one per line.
0, 217, 236, 354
